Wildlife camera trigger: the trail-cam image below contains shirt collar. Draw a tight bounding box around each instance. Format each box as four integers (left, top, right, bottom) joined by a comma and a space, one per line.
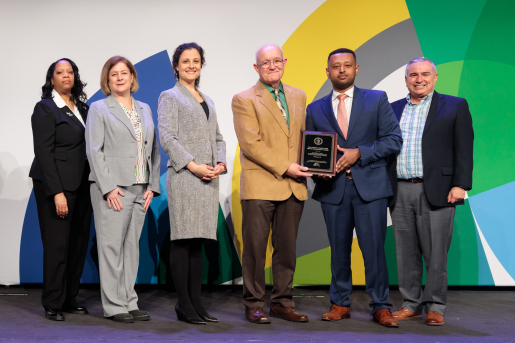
260, 80, 284, 94
52, 89, 73, 109
406, 91, 434, 105
332, 86, 355, 101
119, 97, 136, 112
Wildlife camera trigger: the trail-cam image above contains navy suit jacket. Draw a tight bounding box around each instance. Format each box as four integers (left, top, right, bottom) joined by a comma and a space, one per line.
29, 99, 89, 196
306, 87, 402, 205
387, 91, 474, 207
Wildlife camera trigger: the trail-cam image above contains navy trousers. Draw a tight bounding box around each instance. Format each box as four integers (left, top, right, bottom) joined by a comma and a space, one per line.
321, 178, 392, 314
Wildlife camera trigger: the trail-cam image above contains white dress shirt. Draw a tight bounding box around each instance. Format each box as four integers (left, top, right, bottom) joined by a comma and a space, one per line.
52, 89, 85, 127
331, 86, 354, 124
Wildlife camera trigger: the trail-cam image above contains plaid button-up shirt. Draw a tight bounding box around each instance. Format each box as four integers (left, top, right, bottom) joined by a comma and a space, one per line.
396, 92, 433, 179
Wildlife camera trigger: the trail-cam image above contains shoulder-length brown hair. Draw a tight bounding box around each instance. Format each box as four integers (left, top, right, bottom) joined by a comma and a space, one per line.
100, 56, 138, 96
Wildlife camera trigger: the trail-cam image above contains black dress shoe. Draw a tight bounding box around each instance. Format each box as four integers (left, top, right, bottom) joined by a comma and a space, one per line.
109, 313, 134, 323
45, 308, 65, 321
175, 303, 206, 325
63, 302, 88, 315
129, 309, 150, 321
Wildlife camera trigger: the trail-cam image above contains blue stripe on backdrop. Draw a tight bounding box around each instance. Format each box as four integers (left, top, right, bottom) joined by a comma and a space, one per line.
469, 181, 515, 284
19, 191, 42, 283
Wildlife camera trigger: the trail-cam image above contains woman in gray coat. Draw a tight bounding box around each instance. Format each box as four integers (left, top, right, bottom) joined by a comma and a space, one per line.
86, 56, 160, 323
158, 43, 226, 324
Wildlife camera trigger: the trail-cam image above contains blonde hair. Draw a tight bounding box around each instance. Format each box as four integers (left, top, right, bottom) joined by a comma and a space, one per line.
100, 56, 138, 96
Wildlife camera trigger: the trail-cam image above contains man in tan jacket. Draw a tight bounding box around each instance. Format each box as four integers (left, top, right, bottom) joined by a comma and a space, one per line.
232, 44, 311, 324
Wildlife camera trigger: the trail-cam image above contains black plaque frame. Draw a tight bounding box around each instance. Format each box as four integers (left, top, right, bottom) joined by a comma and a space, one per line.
298, 130, 337, 176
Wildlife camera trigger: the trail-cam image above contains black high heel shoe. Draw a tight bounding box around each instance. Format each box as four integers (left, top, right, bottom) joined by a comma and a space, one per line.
192, 300, 219, 322
196, 312, 219, 323
175, 303, 206, 325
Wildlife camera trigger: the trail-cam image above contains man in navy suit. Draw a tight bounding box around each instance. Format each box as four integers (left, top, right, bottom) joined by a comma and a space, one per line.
387, 58, 473, 326
305, 48, 402, 326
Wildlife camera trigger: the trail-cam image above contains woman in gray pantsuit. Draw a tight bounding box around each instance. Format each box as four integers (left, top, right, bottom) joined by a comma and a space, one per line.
158, 43, 226, 324
86, 56, 160, 323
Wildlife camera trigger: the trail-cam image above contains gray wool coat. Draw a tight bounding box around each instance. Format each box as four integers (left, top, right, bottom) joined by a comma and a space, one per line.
157, 83, 226, 241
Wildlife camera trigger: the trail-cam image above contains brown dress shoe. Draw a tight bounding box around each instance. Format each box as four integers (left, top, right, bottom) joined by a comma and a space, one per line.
321, 304, 350, 321
245, 307, 270, 324
269, 304, 308, 322
392, 308, 422, 319
373, 309, 399, 327
425, 311, 444, 326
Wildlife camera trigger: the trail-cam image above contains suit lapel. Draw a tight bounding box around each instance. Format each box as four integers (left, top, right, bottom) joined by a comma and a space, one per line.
321, 92, 344, 139
283, 85, 296, 137
393, 98, 407, 122
256, 81, 289, 137
177, 83, 210, 136
347, 86, 365, 140
105, 94, 136, 139
134, 100, 149, 141
423, 91, 444, 134
58, 105, 84, 129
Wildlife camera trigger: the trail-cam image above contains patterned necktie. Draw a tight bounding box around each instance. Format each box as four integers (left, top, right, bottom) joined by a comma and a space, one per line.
274, 89, 288, 123
337, 93, 349, 139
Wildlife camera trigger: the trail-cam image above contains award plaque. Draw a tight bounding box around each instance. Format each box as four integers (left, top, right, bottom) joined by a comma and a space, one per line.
298, 131, 337, 175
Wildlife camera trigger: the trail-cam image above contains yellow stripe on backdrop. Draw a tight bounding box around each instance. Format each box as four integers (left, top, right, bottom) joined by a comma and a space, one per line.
282, 0, 410, 102
232, 0, 411, 282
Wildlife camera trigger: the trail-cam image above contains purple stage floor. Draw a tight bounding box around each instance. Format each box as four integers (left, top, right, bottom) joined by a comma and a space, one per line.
0, 287, 513, 342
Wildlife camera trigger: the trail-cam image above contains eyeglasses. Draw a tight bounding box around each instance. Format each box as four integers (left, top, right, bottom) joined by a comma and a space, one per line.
257, 58, 284, 68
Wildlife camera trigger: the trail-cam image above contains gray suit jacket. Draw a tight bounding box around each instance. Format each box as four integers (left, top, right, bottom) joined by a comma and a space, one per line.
158, 83, 226, 240
86, 94, 161, 196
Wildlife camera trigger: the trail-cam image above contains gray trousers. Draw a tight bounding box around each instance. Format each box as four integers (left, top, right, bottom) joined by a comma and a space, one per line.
90, 183, 147, 317
390, 181, 455, 315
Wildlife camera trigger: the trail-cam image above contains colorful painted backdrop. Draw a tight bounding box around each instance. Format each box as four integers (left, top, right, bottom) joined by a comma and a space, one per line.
11, 0, 515, 286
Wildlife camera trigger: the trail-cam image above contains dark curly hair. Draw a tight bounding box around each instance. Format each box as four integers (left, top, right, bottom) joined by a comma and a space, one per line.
41, 58, 88, 117
172, 42, 205, 89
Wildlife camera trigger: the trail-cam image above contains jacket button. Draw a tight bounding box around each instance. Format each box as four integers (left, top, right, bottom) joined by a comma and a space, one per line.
290, 146, 293, 149
148, 156, 150, 159
145, 141, 147, 144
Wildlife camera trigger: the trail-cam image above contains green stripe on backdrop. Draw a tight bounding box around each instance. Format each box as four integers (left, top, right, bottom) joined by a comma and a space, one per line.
406, 0, 488, 64
458, 0, 515, 195
448, 200, 479, 285
459, 60, 515, 195
202, 205, 242, 284
434, 61, 464, 97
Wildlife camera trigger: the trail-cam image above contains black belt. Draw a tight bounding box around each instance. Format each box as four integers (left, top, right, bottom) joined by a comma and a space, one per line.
345, 172, 353, 179
398, 178, 423, 183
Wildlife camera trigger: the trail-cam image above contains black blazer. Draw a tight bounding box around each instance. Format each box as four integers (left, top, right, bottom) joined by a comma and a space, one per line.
29, 98, 89, 196
387, 91, 474, 208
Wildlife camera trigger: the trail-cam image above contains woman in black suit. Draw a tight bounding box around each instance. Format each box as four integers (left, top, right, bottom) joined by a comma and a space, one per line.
29, 58, 92, 321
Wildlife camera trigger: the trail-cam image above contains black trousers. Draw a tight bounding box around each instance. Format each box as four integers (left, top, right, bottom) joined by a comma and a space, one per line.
32, 168, 92, 310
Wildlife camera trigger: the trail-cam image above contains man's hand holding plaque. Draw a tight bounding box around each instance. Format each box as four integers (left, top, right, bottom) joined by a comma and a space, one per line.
286, 163, 313, 180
